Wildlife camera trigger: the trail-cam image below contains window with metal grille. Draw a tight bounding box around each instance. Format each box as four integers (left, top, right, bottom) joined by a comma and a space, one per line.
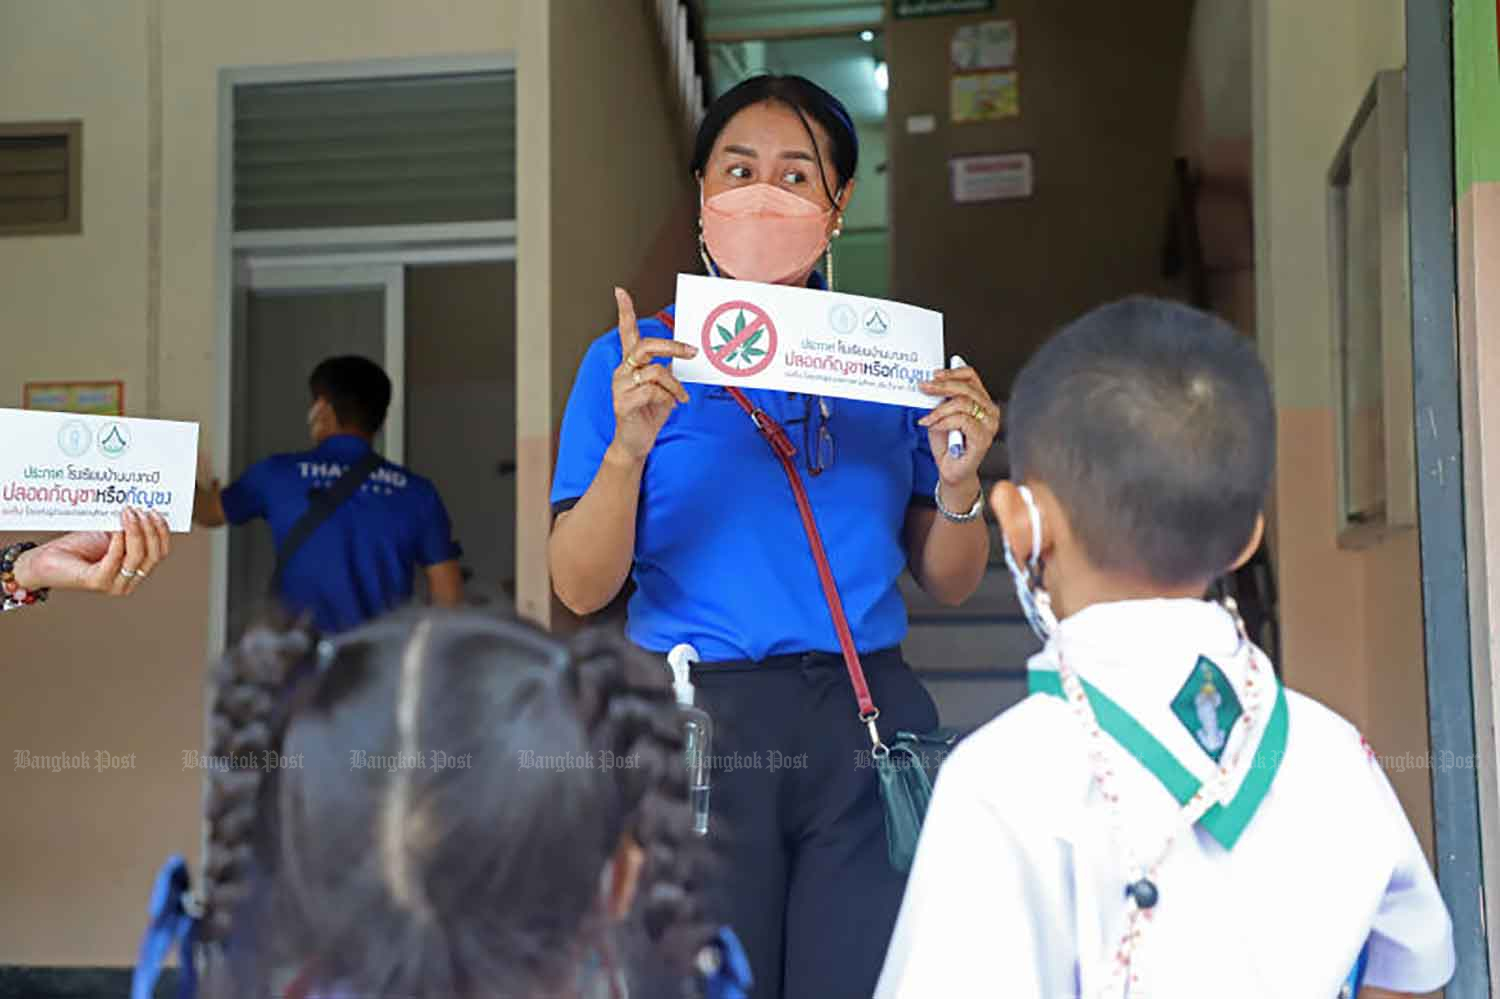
233, 72, 515, 232
0, 121, 82, 236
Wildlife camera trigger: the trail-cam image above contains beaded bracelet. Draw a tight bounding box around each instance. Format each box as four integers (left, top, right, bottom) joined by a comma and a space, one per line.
1, 542, 49, 613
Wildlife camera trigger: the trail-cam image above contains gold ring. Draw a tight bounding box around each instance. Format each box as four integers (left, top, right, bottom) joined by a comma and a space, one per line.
971, 402, 985, 423
632, 369, 643, 387
625, 354, 644, 370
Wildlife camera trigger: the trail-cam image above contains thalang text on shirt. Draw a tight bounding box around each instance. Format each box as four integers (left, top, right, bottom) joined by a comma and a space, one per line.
671, 274, 945, 409
0, 407, 198, 532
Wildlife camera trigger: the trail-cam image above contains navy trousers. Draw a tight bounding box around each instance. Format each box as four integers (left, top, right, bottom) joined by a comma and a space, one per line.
690, 648, 939, 999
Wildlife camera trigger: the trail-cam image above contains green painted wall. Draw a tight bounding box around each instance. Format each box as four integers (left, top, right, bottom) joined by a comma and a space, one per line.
1457, 0, 1500, 196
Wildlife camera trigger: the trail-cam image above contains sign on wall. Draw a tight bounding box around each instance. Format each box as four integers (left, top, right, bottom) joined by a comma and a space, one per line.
950, 153, 1034, 203
951, 70, 1020, 123
951, 20, 1017, 70
23, 381, 125, 416
893, 0, 995, 18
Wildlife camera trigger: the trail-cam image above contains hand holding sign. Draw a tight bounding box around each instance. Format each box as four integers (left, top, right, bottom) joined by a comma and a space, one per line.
611, 288, 699, 462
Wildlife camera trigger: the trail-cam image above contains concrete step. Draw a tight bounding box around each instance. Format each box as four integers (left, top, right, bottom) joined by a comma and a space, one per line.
900, 567, 1023, 620
921, 673, 1030, 730
904, 616, 1040, 672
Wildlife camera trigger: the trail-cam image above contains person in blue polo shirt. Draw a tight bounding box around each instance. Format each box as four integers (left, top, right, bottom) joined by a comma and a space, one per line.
550, 76, 999, 999
194, 356, 463, 632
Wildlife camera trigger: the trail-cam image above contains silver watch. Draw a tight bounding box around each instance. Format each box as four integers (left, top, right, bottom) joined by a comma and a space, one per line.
934, 481, 984, 522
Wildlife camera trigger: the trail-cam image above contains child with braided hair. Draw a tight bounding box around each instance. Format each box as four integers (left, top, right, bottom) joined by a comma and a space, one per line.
133, 610, 750, 999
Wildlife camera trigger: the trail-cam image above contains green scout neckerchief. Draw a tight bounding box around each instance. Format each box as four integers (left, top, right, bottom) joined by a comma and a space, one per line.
1029, 665, 1287, 850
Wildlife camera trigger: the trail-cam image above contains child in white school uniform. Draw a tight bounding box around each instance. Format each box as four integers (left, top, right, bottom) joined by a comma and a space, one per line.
876, 298, 1455, 999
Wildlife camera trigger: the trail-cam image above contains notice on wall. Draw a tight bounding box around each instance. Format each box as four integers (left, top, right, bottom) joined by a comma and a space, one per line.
23, 381, 124, 416
950, 153, 1034, 203
0, 408, 199, 532
952, 20, 1017, 70
671, 274, 945, 410
951, 71, 1019, 123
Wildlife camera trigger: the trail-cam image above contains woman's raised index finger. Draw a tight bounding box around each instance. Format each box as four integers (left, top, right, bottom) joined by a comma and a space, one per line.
615, 287, 640, 354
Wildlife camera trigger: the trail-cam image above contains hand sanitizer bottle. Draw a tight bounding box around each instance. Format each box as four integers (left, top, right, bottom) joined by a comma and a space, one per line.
668, 643, 712, 836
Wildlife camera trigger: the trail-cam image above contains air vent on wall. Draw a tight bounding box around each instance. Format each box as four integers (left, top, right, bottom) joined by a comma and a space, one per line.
0, 121, 82, 236
233, 72, 515, 232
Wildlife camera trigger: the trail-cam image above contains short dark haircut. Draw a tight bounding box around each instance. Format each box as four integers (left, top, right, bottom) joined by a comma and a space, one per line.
1007, 297, 1275, 586
308, 356, 391, 435
690, 74, 859, 203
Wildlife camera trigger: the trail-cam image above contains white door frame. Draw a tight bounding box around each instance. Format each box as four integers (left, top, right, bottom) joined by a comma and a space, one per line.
241, 262, 408, 463
211, 53, 516, 659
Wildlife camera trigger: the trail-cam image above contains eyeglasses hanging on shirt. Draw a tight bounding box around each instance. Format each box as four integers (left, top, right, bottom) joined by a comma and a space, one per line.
806, 396, 834, 476
708, 390, 834, 476
782, 395, 833, 477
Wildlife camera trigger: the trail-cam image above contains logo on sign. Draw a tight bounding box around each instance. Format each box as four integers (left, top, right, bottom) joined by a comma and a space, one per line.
862, 306, 892, 337
701, 300, 779, 378
58, 420, 92, 458
829, 303, 858, 336
98, 422, 132, 459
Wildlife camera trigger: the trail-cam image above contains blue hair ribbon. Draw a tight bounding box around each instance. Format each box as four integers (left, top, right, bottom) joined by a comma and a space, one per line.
702, 926, 754, 999
131, 855, 199, 999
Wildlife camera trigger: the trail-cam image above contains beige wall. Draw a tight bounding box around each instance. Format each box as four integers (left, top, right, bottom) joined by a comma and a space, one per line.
886, 0, 1194, 396
1252, 0, 1436, 858
516, 0, 702, 629
0, 0, 517, 965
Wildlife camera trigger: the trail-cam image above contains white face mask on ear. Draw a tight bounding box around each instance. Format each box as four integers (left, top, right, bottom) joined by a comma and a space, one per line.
1001, 485, 1059, 642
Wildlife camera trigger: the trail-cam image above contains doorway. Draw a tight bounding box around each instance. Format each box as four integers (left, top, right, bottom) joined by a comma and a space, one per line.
213, 55, 517, 647
225, 256, 517, 632
404, 261, 518, 608
227, 263, 404, 625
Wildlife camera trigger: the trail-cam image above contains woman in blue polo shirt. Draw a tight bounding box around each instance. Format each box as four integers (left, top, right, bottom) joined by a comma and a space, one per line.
549, 75, 998, 999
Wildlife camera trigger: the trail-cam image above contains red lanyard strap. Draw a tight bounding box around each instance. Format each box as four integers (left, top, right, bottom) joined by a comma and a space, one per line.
652, 310, 881, 733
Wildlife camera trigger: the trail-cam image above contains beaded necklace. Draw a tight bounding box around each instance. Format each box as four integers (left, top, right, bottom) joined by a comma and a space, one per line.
1056, 602, 1270, 998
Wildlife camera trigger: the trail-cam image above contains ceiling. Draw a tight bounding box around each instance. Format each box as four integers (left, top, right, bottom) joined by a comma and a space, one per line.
708, 32, 888, 124
699, 0, 883, 40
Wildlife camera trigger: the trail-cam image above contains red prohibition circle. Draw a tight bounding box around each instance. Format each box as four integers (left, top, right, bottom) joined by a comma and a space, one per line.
701, 300, 779, 378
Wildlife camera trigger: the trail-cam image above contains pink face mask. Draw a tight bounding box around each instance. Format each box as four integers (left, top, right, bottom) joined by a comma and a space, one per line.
701, 183, 834, 285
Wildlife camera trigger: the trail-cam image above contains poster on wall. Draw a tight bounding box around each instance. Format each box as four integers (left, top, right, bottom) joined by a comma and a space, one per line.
951, 70, 1020, 123
894, 0, 994, 18
950, 153, 1034, 203
951, 20, 1017, 70
23, 381, 125, 416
